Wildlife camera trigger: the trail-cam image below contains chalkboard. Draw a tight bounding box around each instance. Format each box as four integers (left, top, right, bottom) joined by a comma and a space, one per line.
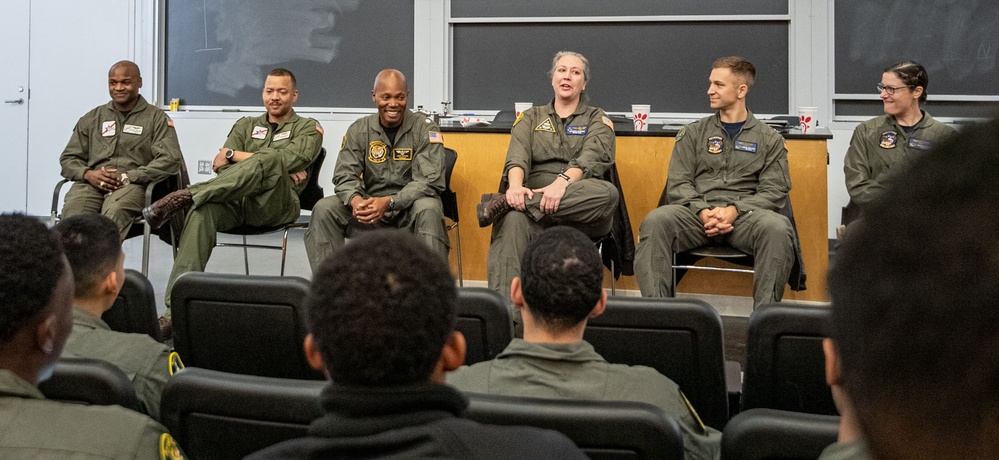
452, 0, 787, 18
165, 0, 413, 107
452, 22, 789, 114
835, 0, 999, 97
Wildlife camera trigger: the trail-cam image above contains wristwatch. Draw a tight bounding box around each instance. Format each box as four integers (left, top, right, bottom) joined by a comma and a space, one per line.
225, 148, 235, 162
388, 196, 396, 210
120, 173, 130, 186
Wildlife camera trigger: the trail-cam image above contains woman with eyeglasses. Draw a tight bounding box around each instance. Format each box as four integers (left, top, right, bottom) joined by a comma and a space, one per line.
842, 61, 955, 226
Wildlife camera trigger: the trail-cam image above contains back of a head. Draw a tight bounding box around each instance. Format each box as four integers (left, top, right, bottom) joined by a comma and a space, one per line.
520, 226, 603, 333
0, 214, 67, 345
307, 229, 456, 386
53, 214, 121, 299
829, 118, 999, 459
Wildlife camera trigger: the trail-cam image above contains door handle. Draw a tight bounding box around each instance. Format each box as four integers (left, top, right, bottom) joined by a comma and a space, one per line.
4, 99, 24, 104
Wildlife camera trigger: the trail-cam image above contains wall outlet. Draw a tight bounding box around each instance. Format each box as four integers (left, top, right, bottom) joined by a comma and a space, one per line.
198, 160, 212, 175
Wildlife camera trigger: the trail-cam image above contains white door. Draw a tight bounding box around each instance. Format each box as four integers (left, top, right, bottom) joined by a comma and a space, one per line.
0, 0, 30, 212
26, 0, 132, 215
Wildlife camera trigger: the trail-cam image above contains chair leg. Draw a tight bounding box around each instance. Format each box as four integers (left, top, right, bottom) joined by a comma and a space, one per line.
671, 252, 677, 296
454, 223, 463, 287
280, 228, 290, 276
142, 221, 152, 277
242, 235, 250, 275
610, 259, 616, 295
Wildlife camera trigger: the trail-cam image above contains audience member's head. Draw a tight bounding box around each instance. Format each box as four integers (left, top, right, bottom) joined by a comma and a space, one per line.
0, 214, 74, 384
829, 118, 999, 459
304, 229, 463, 386
53, 214, 125, 308
515, 226, 605, 337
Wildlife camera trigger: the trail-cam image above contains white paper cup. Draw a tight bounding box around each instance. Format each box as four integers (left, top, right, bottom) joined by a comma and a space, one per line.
798, 107, 818, 134
632, 104, 651, 131
515, 102, 533, 118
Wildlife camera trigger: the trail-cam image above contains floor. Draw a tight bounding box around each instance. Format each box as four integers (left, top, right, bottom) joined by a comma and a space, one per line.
122, 227, 821, 367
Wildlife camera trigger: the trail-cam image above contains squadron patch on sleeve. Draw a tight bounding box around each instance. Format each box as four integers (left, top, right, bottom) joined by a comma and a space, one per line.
880, 131, 898, 149
676, 126, 685, 142
160, 433, 185, 460
369, 141, 388, 163
535, 117, 555, 133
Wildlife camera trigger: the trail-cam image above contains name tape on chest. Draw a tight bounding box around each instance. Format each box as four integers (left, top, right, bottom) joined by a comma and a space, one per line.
123, 124, 143, 135
273, 130, 291, 141
252, 126, 269, 139
733, 139, 758, 153
566, 125, 588, 136
102, 121, 117, 137
393, 148, 413, 161
908, 137, 934, 150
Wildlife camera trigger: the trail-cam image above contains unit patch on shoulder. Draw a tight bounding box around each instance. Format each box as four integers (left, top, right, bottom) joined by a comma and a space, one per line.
676, 127, 686, 142
369, 141, 388, 163
879, 131, 898, 149
535, 117, 555, 133
168, 352, 185, 376
513, 112, 525, 127
393, 148, 413, 161
602, 116, 614, 129
160, 433, 185, 460
340, 135, 347, 151
707, 136, 724, 154
315, 121, 325, 135
429, 131, 444, 144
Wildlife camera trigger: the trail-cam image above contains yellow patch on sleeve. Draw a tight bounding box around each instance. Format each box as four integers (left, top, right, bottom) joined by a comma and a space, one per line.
168, 352, 185, 376
340, 135, 347, 151
160, 433, 185, 460
513, 112, 525, 127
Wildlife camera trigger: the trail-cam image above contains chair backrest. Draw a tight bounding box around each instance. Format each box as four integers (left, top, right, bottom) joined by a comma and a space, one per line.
741, 303, 835, 415
298, 148, 327, 211
464, 392, 685, 460
103, 269, 161, 342
38, 357, 142, 412
161, 367, 325, 460
583, 296, 729, 429
455, 287, 512, 365
171, 272, 323, 380
492, 109, 517, 126
721, 408, 840, 460
441, 147, 459, 223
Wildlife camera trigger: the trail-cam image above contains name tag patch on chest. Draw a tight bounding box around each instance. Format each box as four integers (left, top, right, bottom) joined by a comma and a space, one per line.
566, 125, 588, 136
734, 140, 758, 153
123, 124, 143, 135
251, 126, 269, 139
101, 121, 116, 137
908, 137, 934, 150
368, 141, 388, 163
272, 130, 291, 141
535, 118, 555, 133
880, 131, 897, 149
393, 148, 413, 161
707, 136, 723, 154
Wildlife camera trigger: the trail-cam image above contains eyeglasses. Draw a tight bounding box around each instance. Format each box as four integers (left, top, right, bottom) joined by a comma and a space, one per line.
876, 83, 915, 95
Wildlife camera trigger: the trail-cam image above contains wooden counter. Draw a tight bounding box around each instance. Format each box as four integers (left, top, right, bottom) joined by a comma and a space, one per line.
442, 131, 829, 302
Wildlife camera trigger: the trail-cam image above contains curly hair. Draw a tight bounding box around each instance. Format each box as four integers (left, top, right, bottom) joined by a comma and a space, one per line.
0, 214, 66, 344
53, 214, 121, 299
520, 227, 603, 333
306, 229, 456, 385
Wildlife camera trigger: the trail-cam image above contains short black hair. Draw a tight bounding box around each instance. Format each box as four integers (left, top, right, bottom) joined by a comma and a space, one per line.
885, 60, 928, 103
0, 214, 66, 344
306, 229, 456, 386
268, 68, 297, 89
520, 226, 603, 333
53, 214, 121, 298
829, 118, 999, 459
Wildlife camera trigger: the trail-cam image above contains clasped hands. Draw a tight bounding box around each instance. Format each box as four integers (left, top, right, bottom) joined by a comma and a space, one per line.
85, 166, 123, 193
699, 206, 738, 237
505, 179, 569, 215
350, 195, 393, 225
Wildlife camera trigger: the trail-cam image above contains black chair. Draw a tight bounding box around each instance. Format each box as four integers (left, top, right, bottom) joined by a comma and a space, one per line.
455, 287, 513, 365
51, 169, 184, 277
721, 408, 840, 460
216, 148, 326, 275
583, 296, 730, 430
741, 303, 835, 415
160, 368, 325, 460
465, 393, 685, 460
492, 109, 517, 126
442, 147, 463, 285
170, 272, 323, 380
102, 269, 161, 342
38, 357, 142, 412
